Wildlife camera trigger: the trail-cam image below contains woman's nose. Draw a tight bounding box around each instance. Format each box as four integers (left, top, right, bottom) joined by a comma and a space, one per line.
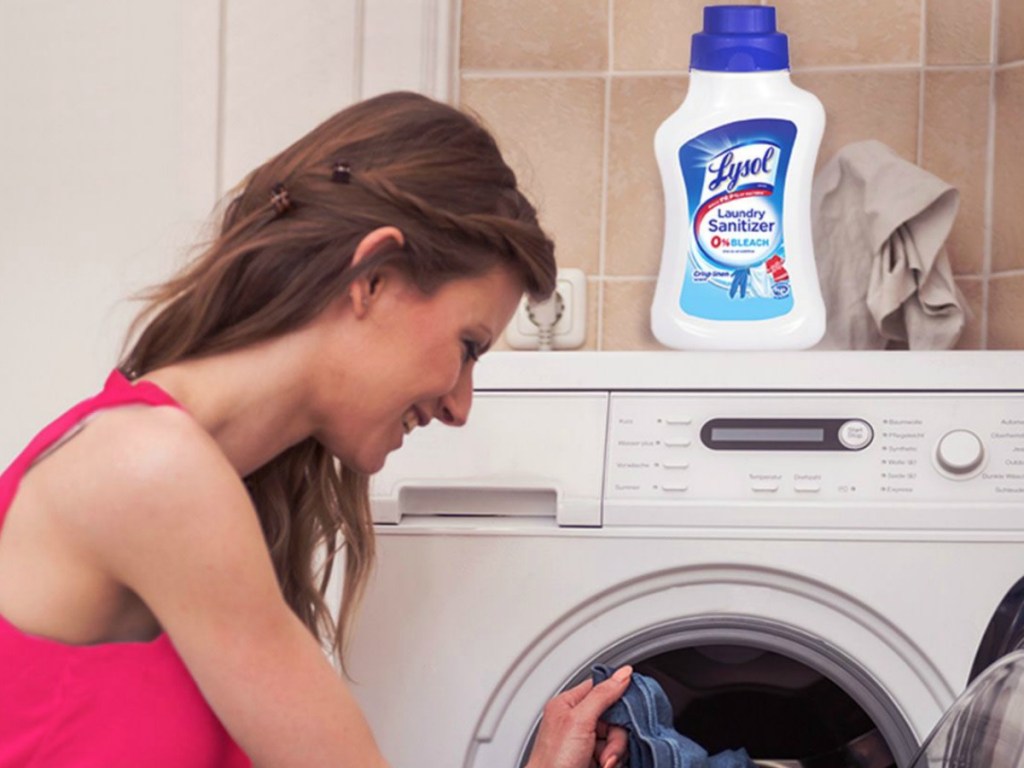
438, 369, 473, 427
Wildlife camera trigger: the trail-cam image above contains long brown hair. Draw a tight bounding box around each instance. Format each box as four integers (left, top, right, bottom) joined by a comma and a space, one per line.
119, 92, 556, 667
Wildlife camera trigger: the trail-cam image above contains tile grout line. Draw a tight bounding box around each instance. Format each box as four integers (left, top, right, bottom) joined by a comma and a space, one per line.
214, 0, 228, 198
916, 0, 927, 167
354, 0, 366, 103
596, 0, 615, 350
352, 0, 365, 103
981, 0, 1000, 348
461, 63, 990, 80
462, 70, 611, 80
928, 63, 1003, 71
451, 0, 463, 104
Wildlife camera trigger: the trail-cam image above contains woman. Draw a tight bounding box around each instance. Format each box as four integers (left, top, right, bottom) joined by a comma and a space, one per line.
0, 92, 629, 767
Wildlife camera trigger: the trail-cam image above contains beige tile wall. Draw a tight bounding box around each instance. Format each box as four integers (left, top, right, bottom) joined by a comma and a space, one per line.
460, 0, 1021, 349
988, 0, 1024, 349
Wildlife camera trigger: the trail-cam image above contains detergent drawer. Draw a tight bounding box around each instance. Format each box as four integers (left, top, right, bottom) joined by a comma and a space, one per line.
370, 391, 608, 527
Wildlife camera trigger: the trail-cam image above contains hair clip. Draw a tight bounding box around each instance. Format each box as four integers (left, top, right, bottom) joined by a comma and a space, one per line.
331, 160, 353, 184
270, 182, 292, 214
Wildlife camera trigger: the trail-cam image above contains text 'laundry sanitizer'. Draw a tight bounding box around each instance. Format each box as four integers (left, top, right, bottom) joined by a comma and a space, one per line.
651, 5, 826, 350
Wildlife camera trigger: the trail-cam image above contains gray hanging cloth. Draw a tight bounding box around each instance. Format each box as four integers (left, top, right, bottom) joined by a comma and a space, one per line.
811, 139, 967, 349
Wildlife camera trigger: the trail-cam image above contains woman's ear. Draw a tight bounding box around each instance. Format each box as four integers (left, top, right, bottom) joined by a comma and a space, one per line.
349, 226, 405, 318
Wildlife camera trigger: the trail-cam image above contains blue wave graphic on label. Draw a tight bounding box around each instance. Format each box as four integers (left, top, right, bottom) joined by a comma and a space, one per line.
678, 119, 797, 321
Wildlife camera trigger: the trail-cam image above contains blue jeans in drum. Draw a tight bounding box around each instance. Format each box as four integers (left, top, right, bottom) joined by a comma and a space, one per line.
592, 664, 754, 768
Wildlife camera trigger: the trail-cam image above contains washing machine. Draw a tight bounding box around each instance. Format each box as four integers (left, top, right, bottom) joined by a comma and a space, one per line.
347, 351, 1024, 768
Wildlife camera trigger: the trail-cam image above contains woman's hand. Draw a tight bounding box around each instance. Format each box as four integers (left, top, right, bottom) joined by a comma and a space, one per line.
525, 665, 632, 768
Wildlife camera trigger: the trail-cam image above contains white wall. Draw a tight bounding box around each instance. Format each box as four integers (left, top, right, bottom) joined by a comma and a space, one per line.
0, 0, 454, 467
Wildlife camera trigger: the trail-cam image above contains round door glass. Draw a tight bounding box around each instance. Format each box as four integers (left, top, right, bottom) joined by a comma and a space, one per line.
910, 650, 1024, 767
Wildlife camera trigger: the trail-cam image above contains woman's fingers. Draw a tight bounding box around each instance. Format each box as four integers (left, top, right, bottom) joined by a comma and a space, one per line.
556, 678, 595, 708
571, 666, 633, 723
596, 725, 628, 768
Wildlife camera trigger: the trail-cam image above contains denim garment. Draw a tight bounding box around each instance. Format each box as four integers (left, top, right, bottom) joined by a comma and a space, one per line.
593, 664, 753, 768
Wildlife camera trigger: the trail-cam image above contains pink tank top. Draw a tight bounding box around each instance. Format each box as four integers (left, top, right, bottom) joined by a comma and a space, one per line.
0, 370, 251, 767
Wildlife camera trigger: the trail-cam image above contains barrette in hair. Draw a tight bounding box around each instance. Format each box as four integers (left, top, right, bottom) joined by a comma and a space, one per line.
331, 160, 352, 184
270, 182, 292, 214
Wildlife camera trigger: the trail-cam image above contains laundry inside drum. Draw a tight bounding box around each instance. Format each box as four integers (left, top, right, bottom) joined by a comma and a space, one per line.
635, 644, 897, 768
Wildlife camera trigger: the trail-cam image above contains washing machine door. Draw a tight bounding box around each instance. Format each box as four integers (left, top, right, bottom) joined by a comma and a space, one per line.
969, 574, 1024, 684
909, 577, 1024, 767
908, 649, 1024, 767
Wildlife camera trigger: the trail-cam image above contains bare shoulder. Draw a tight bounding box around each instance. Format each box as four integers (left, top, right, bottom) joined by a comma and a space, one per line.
44, 404, 244, 527
38, 404, 266, 590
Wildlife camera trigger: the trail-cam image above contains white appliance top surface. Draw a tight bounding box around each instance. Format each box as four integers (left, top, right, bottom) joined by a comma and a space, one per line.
474, 351, 1024, 391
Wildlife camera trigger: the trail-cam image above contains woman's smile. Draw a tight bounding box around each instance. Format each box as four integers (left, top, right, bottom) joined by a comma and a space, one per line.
401, 409, 419, 435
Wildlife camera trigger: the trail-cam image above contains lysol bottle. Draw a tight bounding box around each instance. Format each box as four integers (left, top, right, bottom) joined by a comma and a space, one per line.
651, 5, 826, 349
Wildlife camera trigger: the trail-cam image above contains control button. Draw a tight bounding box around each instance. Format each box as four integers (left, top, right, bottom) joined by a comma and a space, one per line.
663, 439, 693, 448
751, 484, 779, 493
662, 462, 690, 470
838, 419, 873, 450
661, 484, 688, 492
794, 484, 821, 493
665, 418, 693, 426
935, 430, 985, 477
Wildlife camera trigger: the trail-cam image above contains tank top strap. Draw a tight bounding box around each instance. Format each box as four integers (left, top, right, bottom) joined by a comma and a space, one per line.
0, 370, 184, 523
101, 368, 181, 409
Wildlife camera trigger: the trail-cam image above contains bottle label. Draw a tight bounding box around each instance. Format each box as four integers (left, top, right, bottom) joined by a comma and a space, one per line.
677, 118, 797, 320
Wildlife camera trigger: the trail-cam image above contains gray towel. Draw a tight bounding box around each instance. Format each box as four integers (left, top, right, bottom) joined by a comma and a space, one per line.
811, 140, 966, 350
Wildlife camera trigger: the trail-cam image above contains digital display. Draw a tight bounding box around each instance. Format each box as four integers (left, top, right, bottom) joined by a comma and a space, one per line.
700, 418, 863, 451
710, 427, 825, 443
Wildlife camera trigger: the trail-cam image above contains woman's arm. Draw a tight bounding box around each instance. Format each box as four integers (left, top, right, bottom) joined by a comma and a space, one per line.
58, 406, 388, 768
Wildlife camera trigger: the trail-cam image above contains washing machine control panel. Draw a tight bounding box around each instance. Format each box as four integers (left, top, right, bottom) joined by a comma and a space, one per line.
374, 387, 1024, 529
604, 393, 1024, 510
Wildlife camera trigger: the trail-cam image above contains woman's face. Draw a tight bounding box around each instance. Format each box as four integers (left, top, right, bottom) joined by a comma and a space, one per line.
316, 264, 525, 474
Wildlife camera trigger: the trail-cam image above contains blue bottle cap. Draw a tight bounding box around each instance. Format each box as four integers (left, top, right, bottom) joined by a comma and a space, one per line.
690, 5, 790, 72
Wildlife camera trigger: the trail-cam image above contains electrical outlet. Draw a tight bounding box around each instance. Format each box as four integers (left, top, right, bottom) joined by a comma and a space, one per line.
505, 267, 587, 349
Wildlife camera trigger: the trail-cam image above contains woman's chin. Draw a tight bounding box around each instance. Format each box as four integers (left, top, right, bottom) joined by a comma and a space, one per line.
352, 450, 389, 476
322, 428, 402, 475
366, 457, 388, 475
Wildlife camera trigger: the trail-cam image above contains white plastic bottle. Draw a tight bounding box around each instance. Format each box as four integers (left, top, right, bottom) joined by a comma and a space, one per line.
651, 5, 826, 350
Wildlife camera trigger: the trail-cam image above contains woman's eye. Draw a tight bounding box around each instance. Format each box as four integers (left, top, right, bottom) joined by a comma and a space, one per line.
462, 339, 481, 364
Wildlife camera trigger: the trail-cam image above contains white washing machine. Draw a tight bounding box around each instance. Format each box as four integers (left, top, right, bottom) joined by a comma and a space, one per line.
347, 351, 1024, 768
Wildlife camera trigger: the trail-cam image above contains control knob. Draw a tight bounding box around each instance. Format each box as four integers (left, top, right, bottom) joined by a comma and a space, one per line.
935, 430, 985, 477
